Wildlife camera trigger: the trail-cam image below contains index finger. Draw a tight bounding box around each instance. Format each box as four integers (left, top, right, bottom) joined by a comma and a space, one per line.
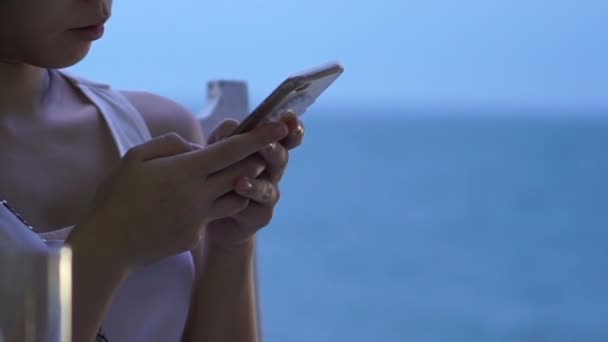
179, 121, 289, 175
208, 119, 239, 145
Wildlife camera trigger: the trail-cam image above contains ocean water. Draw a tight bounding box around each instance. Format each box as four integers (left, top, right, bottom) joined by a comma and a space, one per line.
254, 112, 608, 342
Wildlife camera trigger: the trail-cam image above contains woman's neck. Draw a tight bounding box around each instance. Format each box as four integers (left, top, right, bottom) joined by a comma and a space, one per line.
0, 62, 52, 117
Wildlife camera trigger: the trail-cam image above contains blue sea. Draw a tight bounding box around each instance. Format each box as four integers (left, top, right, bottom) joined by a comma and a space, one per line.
252, 111, 608, 342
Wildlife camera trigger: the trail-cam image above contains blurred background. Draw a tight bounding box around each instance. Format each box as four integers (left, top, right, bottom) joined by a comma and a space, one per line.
68, 0, 608, 341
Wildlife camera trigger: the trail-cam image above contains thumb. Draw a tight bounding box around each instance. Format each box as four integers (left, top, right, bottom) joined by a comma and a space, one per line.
208, 119, 240, 145
125, 133, 195, 162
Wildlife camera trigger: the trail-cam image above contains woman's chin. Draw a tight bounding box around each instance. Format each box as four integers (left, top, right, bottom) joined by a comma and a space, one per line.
31, 43, 93, 69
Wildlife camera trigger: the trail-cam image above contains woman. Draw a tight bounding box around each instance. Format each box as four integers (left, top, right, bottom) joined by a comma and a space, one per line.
0, 0, 305, 341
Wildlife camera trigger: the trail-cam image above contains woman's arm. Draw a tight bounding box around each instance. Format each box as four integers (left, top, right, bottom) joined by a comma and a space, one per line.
122, 90, 268, 342
65, 220, 130, 342
182, 239, 259, 342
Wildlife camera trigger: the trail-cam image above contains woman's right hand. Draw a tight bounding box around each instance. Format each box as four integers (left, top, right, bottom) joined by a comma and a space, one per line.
67, 121, 289, 269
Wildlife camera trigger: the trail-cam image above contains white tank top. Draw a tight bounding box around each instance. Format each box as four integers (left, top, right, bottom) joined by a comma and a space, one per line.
0, 71, 195, 342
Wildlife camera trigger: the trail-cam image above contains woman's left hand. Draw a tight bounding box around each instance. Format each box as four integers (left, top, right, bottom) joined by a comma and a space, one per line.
203, 114, 305, 248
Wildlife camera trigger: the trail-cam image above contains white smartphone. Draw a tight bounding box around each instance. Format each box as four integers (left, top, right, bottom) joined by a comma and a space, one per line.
230, 61, 344, 136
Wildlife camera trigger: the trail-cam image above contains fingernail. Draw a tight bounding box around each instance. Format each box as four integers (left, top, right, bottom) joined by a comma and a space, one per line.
238, 177, 253, 191
293, 124, 304, 136
265, 142, 277, 153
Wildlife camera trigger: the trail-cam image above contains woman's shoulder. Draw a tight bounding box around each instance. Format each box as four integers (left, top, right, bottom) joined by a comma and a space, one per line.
120, 90, 205, 144
60, 71, 205, 143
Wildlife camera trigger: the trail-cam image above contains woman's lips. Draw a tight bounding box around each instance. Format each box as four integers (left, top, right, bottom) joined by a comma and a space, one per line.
70, 24, 105, 41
